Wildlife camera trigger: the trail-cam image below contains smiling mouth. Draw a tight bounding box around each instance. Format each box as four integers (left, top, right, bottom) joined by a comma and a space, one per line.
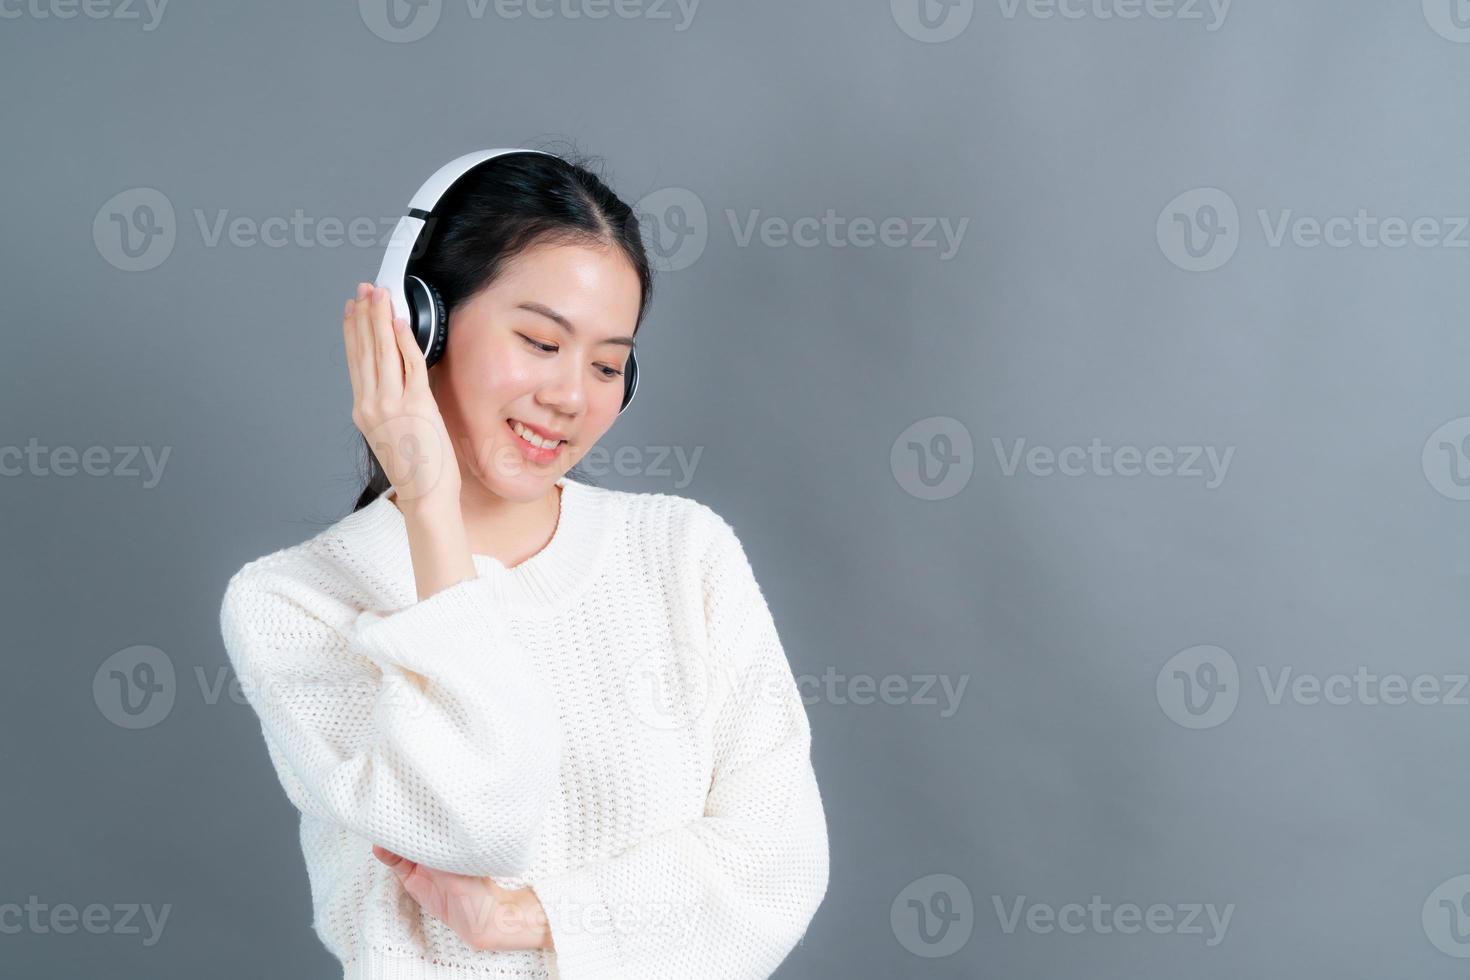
506, 418, 566, 451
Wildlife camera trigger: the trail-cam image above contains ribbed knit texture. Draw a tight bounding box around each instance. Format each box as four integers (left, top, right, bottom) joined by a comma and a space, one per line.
219, 475, 829, 979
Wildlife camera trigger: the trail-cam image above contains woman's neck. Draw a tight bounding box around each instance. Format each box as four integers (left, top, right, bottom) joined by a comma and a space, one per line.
391, 480, 563, 569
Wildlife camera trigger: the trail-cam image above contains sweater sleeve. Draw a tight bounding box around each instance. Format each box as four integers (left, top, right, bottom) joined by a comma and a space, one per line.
528, 514, 830, 980
219, 561, 562, 878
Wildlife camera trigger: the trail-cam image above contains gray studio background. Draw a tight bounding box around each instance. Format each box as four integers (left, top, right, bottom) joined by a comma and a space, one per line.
4, 1, 1469, 977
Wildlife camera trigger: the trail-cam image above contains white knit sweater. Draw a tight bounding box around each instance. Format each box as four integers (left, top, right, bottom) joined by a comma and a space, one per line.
218, 475, 829, 979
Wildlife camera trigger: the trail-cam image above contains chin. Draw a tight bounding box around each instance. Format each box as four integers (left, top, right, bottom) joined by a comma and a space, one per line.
464, 428, 564, 498
479, 477, 556, 504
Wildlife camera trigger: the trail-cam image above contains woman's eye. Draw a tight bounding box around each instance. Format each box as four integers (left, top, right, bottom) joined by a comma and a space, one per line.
520, 335, 622, 379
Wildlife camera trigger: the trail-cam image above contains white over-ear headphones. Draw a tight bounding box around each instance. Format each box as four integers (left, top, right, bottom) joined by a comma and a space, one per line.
374, 148, 640, 414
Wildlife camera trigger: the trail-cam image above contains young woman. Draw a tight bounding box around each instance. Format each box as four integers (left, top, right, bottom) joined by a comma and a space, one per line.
219, 151, 829, 979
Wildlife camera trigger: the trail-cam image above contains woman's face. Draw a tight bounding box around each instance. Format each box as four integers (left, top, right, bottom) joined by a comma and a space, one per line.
428, 240, 642, 502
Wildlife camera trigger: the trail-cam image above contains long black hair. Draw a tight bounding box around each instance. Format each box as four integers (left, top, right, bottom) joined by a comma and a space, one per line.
351, 146, 654, 513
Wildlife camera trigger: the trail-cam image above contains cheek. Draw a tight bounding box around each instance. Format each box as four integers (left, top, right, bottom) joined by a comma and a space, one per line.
582, 398, 623, 440
451, 345, 534, 401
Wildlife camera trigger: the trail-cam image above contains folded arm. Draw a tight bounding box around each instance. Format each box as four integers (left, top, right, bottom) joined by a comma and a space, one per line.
220, 562, 561, 877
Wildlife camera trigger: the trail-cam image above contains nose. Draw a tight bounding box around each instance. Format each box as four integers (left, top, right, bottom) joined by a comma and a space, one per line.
534, 352, 586, 420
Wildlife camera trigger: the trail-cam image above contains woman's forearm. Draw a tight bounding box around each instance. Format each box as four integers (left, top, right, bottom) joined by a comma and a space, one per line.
402, 498, 478, 601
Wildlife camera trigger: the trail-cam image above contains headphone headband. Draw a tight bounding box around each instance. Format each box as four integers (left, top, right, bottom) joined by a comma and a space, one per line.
374, 148, 552, 330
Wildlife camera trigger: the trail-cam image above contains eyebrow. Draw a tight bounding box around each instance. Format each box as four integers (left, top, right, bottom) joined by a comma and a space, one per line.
516, 302, 637, 349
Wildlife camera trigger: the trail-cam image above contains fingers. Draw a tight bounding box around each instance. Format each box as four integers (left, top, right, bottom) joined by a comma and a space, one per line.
346, 283, 423, 407
342, 296, 361, 398
372, 285, 404, 399
394, 303, 426, 391
353, 282, 378, 399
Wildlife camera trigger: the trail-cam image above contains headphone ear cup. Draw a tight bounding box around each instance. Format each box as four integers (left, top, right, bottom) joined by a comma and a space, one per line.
425, 283, 448, 368
618, 349, 639, 415
406, 275, 448, 368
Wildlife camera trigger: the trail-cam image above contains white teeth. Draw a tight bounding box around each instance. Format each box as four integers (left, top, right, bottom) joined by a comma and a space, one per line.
511, 420, 562, 450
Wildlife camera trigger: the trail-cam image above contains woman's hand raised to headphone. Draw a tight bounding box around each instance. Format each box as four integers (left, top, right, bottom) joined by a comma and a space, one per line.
345, 283, 477, 600
343, 283, 462, 514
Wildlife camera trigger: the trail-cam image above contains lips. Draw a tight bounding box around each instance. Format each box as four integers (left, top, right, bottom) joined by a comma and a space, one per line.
506, 417, 567, 443
505, 418, 568, 464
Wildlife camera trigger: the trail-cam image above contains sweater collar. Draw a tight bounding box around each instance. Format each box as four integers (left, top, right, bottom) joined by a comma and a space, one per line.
338, 475, 615, 614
